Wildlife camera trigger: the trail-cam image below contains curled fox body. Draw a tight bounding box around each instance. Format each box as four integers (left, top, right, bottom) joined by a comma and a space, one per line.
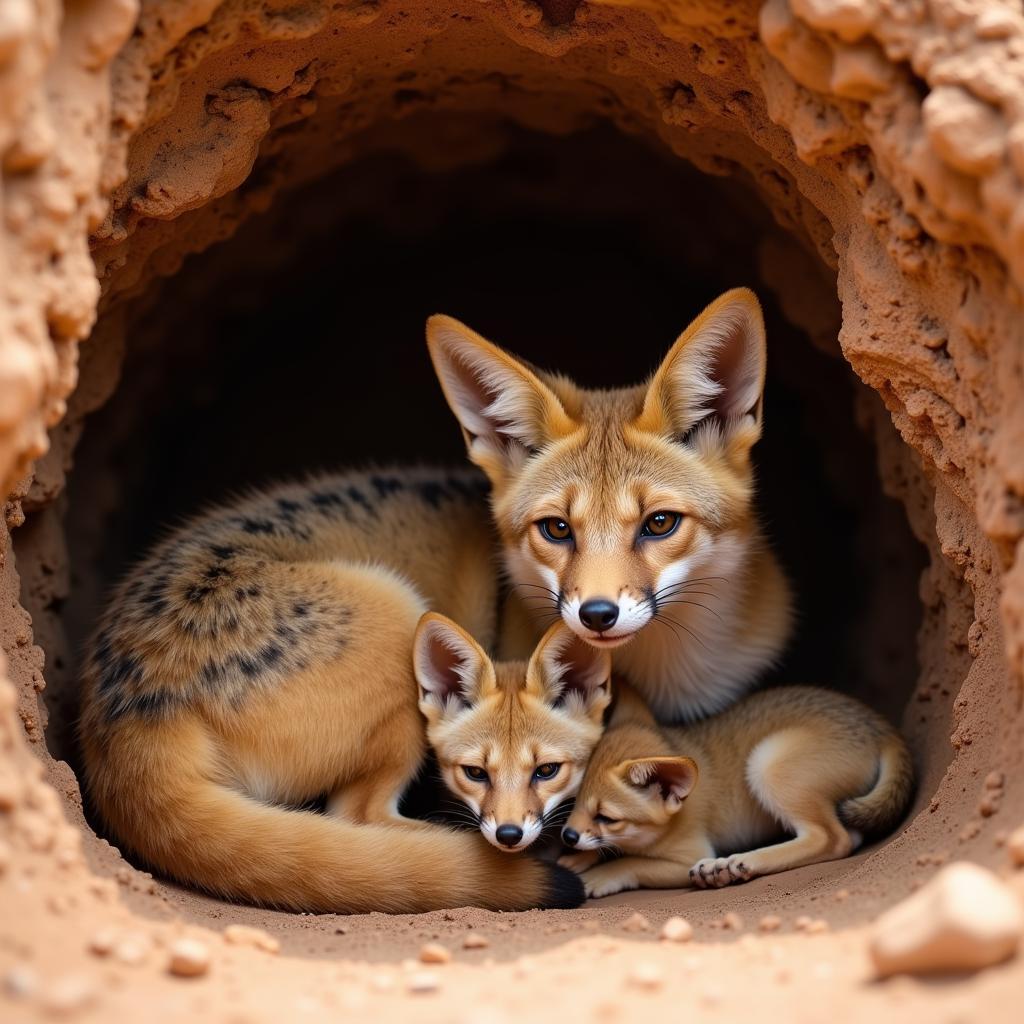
427, 288, 793, 722
79, 468, 584, 913
560, 685, 914, 898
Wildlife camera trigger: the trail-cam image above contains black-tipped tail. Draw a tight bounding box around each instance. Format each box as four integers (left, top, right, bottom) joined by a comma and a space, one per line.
542, 863, 586, 909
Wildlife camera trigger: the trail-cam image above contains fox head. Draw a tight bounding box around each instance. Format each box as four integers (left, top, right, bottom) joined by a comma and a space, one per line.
426, 289, 768, 653
560, 722, 699, 855
413, 613, 611, 853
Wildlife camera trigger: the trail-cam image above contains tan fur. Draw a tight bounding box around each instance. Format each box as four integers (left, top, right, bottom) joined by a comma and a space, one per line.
560, 685, 914, 898
427, 290, 793, 722
414, 615, 610, 852
79, 468, 583, 913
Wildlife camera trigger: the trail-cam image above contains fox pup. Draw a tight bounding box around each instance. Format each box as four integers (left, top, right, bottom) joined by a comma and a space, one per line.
414, 612, 611, 853
560, 685, 914, 898
427, 288, 793, 722
79, 468, 585, 914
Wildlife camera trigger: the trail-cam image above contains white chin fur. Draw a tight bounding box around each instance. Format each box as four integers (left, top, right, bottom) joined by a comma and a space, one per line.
480, 816, 544, 853
560, 593, 652, 645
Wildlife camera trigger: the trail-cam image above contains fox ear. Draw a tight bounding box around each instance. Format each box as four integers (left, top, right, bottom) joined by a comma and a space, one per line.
636, 288, 766, 453
620, 757, 698, 812
527, 624, 612, 723
413, 613, 495, 724
426, 315, 577, 482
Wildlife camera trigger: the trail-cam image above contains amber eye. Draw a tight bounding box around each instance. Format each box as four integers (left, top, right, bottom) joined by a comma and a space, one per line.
538, 517, 573, 543
533, 763, 561, 781
640, 511, 681, 539
463, 766, 489, 783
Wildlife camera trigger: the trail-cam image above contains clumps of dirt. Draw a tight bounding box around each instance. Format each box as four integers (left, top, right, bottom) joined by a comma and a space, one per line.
2, 0, 1024, 1021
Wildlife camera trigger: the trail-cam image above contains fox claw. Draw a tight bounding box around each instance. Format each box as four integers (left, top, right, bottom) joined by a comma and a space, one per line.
689, 855, 753, 888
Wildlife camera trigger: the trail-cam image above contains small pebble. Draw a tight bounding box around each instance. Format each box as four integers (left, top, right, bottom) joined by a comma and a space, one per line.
407, 971, 440, 993
1007, 826, 1024, 868
463, 932, 490, 949
4, 965, 38, 999
114, 935, 152, 966
419, 942, 452, 964
88, 928, 118, 957
168, 938, 211, 978
622, 911, 651, 933
627, 962, 664, 990
759, 914, 782, 933
42, 975, 96, 1016
722, 912, 743, 931
660, 916, 693, 942
224, 924, 280, 954
979, 796, 999, 817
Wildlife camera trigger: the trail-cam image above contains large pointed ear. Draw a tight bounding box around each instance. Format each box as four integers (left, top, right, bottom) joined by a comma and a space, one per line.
635, 288, 766, 454
426, 315, 577, 482
526, 624, 612, 723
413, 613, 496, 725
618, 757, 698, 812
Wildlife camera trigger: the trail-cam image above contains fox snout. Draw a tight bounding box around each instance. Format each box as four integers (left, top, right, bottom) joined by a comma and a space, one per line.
563, 590, 654, 647
578, 599, 619, 633
481, 813, 544, 853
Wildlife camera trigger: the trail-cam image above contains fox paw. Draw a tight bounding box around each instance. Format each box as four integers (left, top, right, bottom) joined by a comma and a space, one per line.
559, 851, 600, 874
689, 855, 753, 889
581, 866, 638, 899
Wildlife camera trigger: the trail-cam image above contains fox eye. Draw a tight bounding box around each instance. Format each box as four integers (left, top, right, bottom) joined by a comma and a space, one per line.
533, 762, 561, 781
538, 517, 573, 543
593, 813, 619, 826
462, 765, 489, 782
640, 511, 681, 539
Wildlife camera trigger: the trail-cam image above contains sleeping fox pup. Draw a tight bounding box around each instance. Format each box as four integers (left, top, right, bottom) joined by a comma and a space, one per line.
559, 685, 914, 898
79, 469, 593, 914
427, 288, 792, 721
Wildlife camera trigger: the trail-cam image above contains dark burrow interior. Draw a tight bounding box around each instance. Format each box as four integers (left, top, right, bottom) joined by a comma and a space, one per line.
20, 122, 927, 889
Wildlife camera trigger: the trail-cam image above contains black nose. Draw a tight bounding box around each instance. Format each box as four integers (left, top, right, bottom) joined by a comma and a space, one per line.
579, 599, 619, 633
495, 824, 524, 847
562, 827, 580, 847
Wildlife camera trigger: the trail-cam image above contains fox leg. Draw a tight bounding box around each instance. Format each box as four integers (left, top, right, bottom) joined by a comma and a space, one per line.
580, 855, 701, 898
558, 850, 601, 873
692, 729, 855, 889
326, 704, 428, 827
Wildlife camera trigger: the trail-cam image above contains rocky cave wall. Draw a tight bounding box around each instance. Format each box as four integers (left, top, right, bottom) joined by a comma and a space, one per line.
0, 0, 1023, 1017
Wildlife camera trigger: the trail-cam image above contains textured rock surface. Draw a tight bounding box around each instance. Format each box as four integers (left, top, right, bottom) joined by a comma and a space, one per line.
1, 0, 1023, 1020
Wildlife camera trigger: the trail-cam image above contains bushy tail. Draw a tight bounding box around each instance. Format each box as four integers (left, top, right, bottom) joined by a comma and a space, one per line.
838, 733, 915, 838
117, 777, 582, 914
82, 710, 583, 914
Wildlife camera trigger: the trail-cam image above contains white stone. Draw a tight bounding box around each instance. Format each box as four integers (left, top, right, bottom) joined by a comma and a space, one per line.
870, 862, 1023, 977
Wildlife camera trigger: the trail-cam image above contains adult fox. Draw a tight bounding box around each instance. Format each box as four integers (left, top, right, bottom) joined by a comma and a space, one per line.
428, 287, 791, 723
